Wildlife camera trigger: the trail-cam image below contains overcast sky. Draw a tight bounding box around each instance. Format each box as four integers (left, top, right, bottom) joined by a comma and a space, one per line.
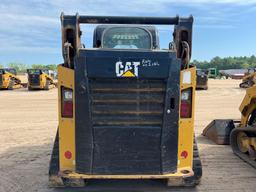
0, 0, 256, 65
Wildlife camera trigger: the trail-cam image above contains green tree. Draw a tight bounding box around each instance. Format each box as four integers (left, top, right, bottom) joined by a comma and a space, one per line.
31, 64, 44, 69
192, 55, 256, 70
45, 64, 57, 71
7, 62, 28, 73
31, 64, 57, 71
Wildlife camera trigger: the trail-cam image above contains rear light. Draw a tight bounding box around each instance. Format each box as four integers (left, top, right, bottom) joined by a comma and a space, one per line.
64, 150, 72, 159
181, 150, 188, 159
62, 87, 73, 117
180, 88, 192, 118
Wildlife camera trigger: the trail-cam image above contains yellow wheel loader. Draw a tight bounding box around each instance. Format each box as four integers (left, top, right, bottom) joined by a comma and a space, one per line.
49, 13, 202, 188
27, 69, 55, 90
203, 86, 256, 168
0, 68, 22, 90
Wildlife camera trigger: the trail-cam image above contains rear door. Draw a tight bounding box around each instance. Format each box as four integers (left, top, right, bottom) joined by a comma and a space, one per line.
75, 49, 180, 175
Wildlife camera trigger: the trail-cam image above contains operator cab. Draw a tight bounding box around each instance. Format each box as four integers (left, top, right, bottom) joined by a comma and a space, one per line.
0, 68, 17, 75
93, 25, 160, 50
27, 69, 49, 75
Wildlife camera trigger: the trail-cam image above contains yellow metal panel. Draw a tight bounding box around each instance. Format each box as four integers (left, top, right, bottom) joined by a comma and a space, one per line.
178, 67, 196, 169
40, 74, 46, 89
58, 65, 76, 171
60, 166, 193, 179
1, 74, 9, 88
240, 86, 256, 125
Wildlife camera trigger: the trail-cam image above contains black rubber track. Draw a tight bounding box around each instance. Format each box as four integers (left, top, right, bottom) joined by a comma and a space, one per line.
49, 130, 60, 177
184, 136, 202, 186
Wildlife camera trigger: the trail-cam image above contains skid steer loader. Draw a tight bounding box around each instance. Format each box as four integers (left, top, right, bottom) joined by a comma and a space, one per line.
0, 68, 22, 90
203, 85, 256, 168
27, 69, 55, 90
196, 69, 208, 90
49, 13, 202, 188
239, 68, 256, 88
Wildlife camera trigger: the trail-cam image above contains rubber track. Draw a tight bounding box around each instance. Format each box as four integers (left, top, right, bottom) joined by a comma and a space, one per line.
184, 136, 202, 185
49, 130, 60, 177
230, 126, 256, 169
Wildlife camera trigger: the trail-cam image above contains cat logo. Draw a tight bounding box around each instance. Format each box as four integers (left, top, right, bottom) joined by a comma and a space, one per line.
115, 61, 140, 77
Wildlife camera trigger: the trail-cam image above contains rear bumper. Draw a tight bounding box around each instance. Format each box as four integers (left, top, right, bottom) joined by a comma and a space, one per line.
29, 85, 42, 89
50, 167, 195, 187
196, 84, 208, 89
59, 167, 193, 179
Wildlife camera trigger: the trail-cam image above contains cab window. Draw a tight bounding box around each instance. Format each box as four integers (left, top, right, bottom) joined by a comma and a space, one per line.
102, 27, 151, 49
28, 69, 41, 75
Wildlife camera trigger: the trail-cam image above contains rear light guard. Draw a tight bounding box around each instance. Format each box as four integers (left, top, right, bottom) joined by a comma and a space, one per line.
180, 88, 192, 118
61, 87, 73, 118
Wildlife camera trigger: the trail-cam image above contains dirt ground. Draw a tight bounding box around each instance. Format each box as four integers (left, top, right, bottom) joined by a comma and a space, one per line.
0, 79, 256, 192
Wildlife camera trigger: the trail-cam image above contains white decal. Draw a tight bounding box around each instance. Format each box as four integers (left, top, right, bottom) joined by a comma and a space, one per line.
115, 61, 140, 77
142, 59, 160, 67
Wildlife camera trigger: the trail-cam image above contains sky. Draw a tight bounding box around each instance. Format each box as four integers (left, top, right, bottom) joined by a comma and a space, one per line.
0, 0, 256, 65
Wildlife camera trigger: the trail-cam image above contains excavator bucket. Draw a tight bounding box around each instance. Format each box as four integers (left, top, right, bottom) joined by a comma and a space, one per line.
202, 119, 236, 145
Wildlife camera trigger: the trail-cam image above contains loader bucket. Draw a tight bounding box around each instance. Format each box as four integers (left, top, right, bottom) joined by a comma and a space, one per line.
202, 119, 235, 145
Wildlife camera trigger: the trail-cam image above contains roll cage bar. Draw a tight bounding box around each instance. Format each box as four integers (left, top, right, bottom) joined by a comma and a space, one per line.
61, 13, 193, 69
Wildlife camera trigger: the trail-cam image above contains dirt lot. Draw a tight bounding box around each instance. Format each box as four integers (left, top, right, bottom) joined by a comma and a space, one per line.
0, 79, 256, 192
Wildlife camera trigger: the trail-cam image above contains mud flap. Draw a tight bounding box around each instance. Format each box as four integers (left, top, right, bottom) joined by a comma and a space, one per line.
202, 119, 236, 145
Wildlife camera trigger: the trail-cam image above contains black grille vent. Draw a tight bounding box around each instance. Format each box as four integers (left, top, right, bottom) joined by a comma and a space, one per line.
89, 78, 166, 128
29, 74, 40, 86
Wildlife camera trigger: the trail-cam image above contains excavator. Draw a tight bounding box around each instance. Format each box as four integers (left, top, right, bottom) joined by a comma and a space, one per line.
0, 68, 22, 90
203, 85, 256, 168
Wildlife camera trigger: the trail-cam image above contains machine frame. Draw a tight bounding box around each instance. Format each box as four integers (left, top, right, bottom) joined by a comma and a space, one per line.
49, 13, 201, 187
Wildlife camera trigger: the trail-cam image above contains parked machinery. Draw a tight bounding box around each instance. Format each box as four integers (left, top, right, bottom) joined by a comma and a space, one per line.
208, 68, 217, 79
239, 68, 256, 88
49, 13, 202, 188
27, 69, 55, 90
0, 68, 22, 90
196, 69, 208, 90
203, 85, 256, 168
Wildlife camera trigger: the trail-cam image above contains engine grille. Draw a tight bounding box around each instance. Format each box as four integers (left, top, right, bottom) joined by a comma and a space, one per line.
29, 74, 40, 86
89, 78, 166, 128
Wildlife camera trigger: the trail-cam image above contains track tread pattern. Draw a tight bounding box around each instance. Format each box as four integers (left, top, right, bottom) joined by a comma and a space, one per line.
184, 136, 202, 186
230, 126, 256, 169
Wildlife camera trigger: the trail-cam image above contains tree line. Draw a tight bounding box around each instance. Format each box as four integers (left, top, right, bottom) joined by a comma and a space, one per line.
1, 55, 256, 73
191, 55, 256, 70
0, 63, 57, 73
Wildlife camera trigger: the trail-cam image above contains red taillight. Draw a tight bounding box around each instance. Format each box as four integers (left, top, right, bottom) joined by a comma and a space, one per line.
181, 101, 191, 117
180, 88, 192, 118
62, 88, 73, 118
